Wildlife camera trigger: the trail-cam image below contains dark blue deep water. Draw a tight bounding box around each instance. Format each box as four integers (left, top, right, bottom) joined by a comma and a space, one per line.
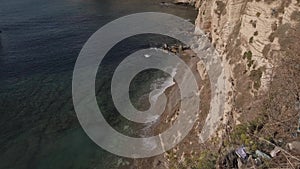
0, 0, 197, 168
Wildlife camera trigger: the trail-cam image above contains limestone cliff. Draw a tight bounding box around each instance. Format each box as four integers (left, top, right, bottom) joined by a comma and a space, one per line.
190, 0, 300, 168
195, 0, 300, 128
166, 0, 300, 168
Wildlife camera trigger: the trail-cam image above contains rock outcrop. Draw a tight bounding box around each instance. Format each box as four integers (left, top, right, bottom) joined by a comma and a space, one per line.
194, 0, 300, 133
164, 0, 300, 168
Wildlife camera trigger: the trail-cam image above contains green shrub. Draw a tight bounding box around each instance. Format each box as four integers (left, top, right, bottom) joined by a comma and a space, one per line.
196, 151, 217, 169
243, 51, 252, 60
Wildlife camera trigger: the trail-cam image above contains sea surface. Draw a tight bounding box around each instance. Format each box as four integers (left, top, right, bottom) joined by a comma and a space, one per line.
0, 0, 197, 168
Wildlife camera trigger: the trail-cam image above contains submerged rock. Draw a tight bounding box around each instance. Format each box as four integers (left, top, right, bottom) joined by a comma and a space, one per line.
159, 2, 173, 6
173, 0, 190, 5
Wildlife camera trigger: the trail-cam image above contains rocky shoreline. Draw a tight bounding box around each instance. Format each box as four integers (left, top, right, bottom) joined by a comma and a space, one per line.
131, 0, 300, 168
128, 41, 213, 168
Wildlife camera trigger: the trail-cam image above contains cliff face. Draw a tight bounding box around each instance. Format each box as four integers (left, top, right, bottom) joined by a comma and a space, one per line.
191, 0, 300, 168
195, 0, 300, 125
164, 0, 300, 168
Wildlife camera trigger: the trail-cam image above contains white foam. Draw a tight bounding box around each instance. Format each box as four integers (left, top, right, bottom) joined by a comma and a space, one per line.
144, 54, 151, 58
140, 60, 179, 150
149, 66, 177, 102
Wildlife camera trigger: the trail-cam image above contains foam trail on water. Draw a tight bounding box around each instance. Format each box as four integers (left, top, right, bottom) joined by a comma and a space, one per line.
141, 66, 178, 149
149, 66, 177, 103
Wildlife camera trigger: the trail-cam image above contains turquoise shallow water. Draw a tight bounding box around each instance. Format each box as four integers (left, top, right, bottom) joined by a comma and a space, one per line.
0, 0, 197, 168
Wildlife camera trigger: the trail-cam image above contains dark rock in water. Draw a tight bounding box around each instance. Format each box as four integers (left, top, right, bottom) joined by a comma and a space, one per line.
173, 0, 190, 6
182, 45, 190, 50
160, 2, 172, 6
161, 43, 191, 55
